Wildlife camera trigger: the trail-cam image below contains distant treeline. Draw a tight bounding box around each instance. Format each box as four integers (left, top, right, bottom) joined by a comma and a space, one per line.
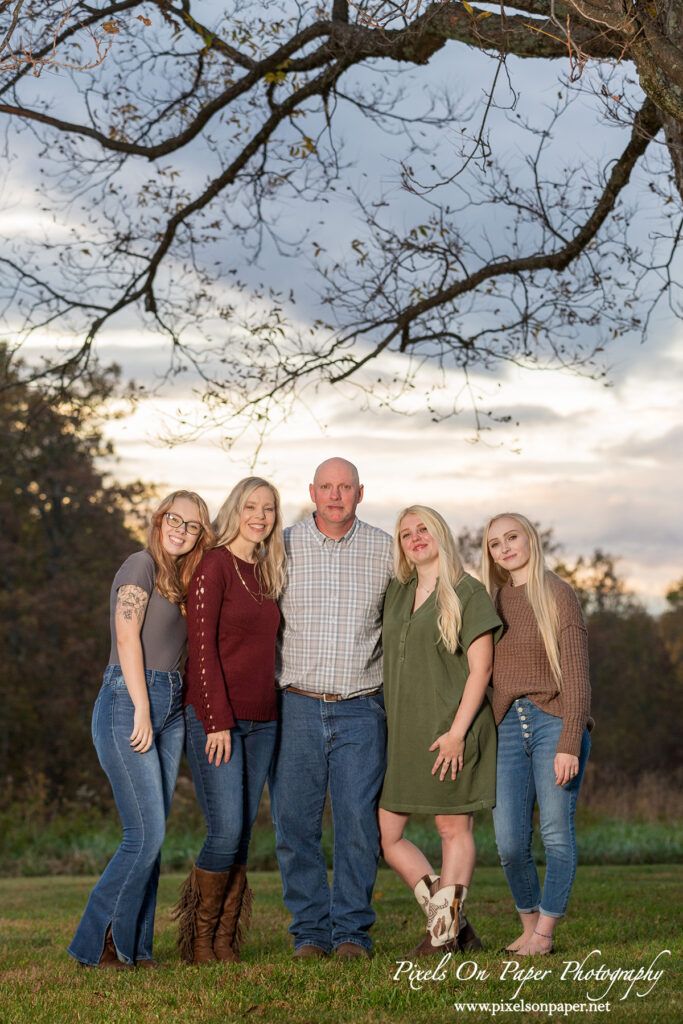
1, 349, 681, 812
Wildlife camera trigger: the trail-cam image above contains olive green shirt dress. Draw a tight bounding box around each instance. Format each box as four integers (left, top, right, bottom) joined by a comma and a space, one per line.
379, 572, 503, 815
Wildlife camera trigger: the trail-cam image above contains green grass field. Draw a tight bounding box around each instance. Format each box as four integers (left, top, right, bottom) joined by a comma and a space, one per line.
1, 866, 680, 1024
2, 808, 680, 876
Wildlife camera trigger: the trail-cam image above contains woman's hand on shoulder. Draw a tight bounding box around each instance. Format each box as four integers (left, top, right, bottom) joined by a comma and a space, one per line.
205, 729, 231, 765
130, 708, 153, 754
429, 732, 465, 781
554, 752, 579, 787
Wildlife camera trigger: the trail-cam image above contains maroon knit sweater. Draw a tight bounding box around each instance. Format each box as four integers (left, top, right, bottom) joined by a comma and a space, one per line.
184, 547, 280, 734
491, 573, 593, 757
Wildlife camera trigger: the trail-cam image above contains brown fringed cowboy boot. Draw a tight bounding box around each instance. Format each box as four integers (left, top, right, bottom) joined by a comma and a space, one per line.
213, 863, 253, 963
172, 865, 230, 964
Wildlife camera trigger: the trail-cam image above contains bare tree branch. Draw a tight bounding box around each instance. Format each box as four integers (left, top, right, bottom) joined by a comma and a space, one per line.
0, 0, 26, 58
0, 0, 117, 75
0, 0, 680, 436
324, 96, 663, 385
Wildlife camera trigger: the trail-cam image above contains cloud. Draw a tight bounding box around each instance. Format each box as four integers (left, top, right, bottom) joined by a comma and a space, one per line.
605, 424, 683, 464
7, 37, 680, 612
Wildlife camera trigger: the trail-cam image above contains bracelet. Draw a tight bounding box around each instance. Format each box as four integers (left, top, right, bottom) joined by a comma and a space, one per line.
534, 930, 554, 939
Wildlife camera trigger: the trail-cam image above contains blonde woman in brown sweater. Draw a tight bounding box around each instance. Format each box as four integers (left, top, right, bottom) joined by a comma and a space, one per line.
482, 513, 592, 956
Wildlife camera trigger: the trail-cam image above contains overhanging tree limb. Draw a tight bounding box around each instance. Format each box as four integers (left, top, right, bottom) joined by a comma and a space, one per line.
326, 95, 663, 383
0, 1, 680, 428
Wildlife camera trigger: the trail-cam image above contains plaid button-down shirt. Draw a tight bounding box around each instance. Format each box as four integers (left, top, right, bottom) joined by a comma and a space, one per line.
276, 514, 394, 697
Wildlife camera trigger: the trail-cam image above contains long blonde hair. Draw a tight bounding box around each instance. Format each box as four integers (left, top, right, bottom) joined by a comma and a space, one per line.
394, 505, 464, 654
481, 512, 562, 688
147, 490, 215, 613
213, 477, 286, 598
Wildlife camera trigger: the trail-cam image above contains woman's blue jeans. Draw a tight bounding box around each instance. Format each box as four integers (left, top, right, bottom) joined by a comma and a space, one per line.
67, 666, 184, 966
492, 698, 591, 919
184, 704, 277, 871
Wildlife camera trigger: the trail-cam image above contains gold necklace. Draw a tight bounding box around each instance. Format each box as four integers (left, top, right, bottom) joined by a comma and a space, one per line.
230, 550, 264, 604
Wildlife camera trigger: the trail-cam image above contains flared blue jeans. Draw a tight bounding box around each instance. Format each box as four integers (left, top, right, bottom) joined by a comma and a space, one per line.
67, 665, 184, 966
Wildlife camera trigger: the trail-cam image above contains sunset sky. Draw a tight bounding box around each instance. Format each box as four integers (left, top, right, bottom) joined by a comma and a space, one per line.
4, 19, 681, 610
99, 293, 682, 611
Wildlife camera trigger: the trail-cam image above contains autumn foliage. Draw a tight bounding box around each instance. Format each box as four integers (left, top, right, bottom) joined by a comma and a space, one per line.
0, 356, 680, 808
0, 347, 149, 800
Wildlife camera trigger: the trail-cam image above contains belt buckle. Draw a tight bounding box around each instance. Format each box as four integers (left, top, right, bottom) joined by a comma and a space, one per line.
323, 693, 341, 702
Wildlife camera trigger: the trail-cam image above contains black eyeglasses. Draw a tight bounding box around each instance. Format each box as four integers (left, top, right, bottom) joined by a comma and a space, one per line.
164, 512, 203, 536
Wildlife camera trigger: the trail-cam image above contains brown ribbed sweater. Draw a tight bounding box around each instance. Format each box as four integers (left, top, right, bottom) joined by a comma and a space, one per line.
491, 573, 592, 757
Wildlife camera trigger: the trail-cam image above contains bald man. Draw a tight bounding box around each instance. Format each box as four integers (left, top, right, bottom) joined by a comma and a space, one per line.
270, 458, 393, 959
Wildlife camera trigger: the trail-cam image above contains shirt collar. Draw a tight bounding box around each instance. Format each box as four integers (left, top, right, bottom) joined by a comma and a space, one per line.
306, 512, 360, 546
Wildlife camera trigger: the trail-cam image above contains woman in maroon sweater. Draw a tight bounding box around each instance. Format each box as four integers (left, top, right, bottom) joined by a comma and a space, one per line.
174, 477, 285, 964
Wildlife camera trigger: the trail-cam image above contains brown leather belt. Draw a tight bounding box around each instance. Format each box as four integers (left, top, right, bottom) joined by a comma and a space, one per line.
286, 685, 380, 703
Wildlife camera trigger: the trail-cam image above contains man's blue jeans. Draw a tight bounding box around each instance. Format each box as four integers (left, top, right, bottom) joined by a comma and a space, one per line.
67, 666, 184, 966
492, 698, 591, 919
269, 689, 387, 952
185, 705, 277, 871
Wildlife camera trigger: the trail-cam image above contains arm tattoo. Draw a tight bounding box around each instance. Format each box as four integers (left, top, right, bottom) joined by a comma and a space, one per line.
116, 585, 150, 625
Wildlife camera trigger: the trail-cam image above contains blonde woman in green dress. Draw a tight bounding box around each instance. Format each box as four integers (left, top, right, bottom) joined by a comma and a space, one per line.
378, 506, 502, 956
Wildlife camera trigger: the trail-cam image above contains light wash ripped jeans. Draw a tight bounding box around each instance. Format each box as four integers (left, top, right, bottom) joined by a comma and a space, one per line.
492, 698, 590, 918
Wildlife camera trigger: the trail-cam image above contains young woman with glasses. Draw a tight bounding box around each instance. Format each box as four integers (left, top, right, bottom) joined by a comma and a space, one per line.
68, 491, 214, 970
174, 477, 285, 965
